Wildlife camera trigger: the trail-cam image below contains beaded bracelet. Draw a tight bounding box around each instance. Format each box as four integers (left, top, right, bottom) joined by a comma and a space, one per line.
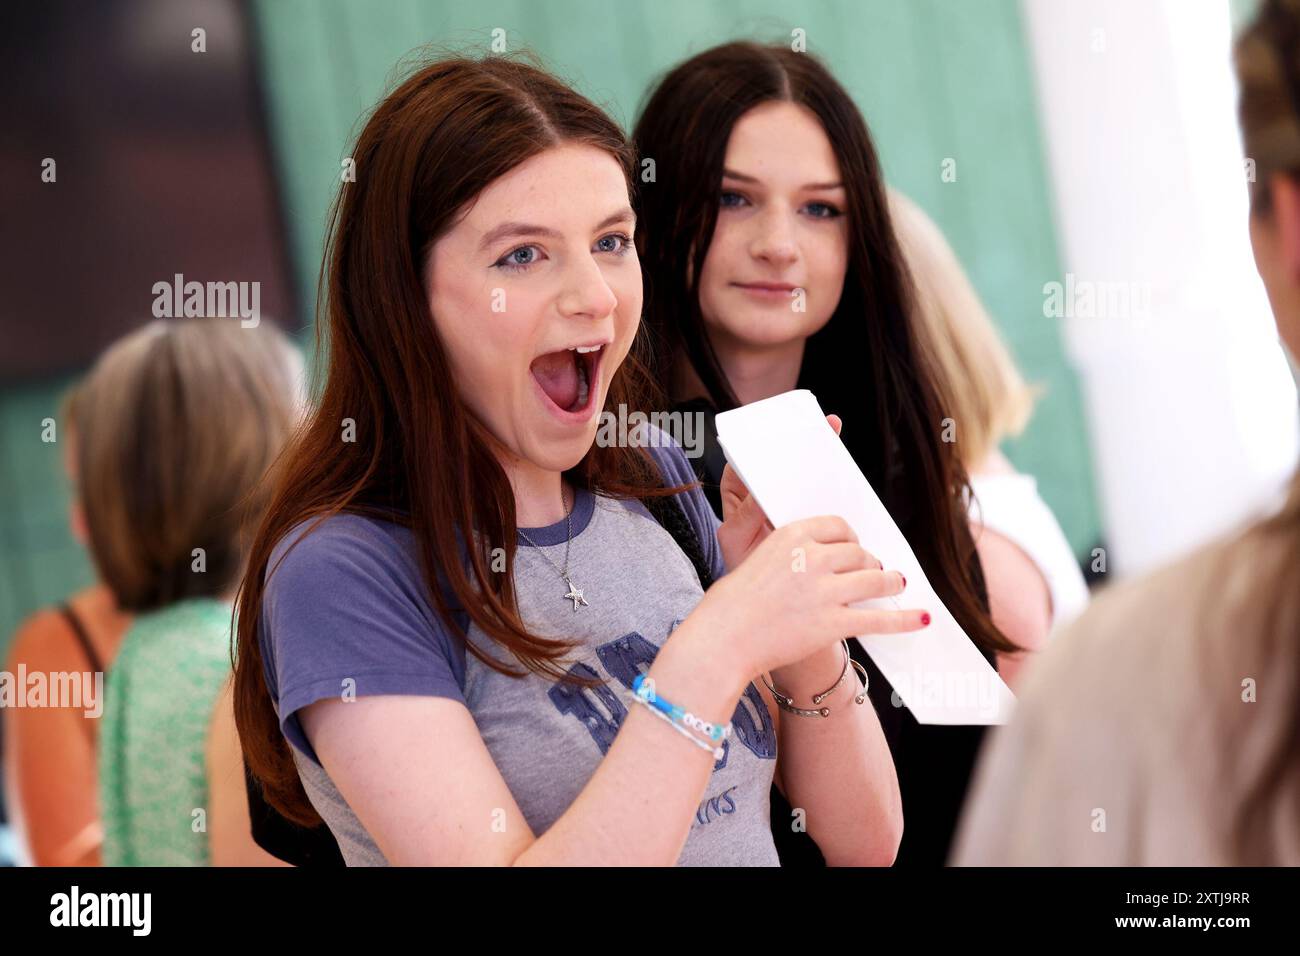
629, 693, 727, 761
631, 673, 732, 759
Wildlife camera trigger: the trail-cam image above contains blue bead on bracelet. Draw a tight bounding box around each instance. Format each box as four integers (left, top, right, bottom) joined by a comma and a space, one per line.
631, 673, 733, 744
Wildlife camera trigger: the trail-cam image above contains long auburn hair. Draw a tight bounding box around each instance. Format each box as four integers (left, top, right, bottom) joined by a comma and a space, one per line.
633, 41, 1013, 657
234, 53, 688, 825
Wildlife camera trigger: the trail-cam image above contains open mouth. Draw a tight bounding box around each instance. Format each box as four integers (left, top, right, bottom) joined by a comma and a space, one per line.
529, 343, 604, 419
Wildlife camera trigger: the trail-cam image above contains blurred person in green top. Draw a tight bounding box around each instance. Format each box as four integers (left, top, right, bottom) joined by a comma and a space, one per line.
36, 317, 301, 865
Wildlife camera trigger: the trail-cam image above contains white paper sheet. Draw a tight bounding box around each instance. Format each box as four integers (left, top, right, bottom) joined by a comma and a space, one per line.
714, 389, 1015, 725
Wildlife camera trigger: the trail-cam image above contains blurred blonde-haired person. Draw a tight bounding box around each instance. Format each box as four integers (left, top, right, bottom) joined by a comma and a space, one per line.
3, 317, 303, 866
889, 190, 1088, 690
952, 0, 1300, 865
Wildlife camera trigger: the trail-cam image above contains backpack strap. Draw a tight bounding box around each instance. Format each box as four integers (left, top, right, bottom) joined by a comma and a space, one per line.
58, 602, 104, 675
639, 492, 715, 591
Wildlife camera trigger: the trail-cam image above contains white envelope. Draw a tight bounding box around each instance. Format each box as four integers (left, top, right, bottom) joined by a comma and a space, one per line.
714, 389, 1015, 725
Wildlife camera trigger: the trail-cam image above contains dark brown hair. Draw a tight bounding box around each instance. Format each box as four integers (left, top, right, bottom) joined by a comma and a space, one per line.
1238, 0, 1300, 212
233, 54, 685, 825
632, 41, 1013, 657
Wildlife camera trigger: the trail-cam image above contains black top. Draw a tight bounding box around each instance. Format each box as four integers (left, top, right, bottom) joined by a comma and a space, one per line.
58, 602, 103, 674
245, 768, 345, 867
673, 397, 990, 867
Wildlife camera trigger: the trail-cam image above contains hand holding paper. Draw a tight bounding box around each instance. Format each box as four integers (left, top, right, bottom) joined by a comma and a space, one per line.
714, 389, 1015, 725
716, 412, 841, 569
693, 512, 922, 681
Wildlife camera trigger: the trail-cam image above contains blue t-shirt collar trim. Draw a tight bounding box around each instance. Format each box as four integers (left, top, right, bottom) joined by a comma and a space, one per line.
515, 484, 595, 547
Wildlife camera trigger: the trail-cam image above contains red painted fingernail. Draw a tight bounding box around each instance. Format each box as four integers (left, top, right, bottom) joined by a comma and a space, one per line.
900, 573, 907, 589
921, 612, 931, 626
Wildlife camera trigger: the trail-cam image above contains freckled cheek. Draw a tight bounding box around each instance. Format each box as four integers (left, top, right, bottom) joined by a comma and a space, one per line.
810, 236, 848, 297
611, 267, 642, 313
703, 226, 744, 285
607, 277, 642, 370
436, 298, 520, 401
483, 288, 546, 368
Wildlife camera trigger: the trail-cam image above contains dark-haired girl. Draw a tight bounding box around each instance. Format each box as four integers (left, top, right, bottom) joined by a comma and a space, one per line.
233, 54, 927, 865
633, 41, 1043, 866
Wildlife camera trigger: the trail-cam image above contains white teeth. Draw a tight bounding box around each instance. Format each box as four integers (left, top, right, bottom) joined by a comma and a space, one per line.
572, 344, 603, 353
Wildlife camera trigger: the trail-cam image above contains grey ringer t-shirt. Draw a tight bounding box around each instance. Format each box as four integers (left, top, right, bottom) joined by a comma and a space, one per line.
258, 440, 780, 866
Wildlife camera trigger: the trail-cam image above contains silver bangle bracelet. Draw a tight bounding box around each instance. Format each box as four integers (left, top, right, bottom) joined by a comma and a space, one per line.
763, 640, 869, 718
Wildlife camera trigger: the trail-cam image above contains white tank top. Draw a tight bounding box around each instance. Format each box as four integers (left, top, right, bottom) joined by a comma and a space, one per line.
966, 472, 1090, 633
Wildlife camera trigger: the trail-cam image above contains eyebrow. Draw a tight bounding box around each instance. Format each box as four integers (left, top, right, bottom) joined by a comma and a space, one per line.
722, 167, 844, 191
478, 209, 636, 251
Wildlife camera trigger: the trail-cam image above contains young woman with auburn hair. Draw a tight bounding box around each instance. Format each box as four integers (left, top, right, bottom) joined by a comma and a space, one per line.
232, 53, 925, 866
632, 41, 1032, 866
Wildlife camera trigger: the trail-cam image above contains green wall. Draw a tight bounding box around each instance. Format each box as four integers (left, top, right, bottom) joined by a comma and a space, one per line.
0, 376, 87, 652
0, 0, 1101, 653
250, 0, 1101, 548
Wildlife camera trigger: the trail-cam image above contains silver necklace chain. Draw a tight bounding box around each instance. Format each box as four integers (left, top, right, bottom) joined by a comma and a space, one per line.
516, 486, 588, 611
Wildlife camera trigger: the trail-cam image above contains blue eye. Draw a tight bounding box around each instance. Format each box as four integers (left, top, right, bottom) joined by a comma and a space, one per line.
720, 191, 748, 208
495, 245, 541, 271
804, 202, 842, 219
595, 233, 632, 255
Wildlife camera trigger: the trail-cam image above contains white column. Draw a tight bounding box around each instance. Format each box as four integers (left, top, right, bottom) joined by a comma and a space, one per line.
1022, 0, 1299, 576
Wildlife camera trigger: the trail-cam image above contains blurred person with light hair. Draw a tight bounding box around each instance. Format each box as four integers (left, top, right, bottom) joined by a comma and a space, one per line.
889, 189, 1089, 690
951, 0, 1300, 865
3, 317, 304, 866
